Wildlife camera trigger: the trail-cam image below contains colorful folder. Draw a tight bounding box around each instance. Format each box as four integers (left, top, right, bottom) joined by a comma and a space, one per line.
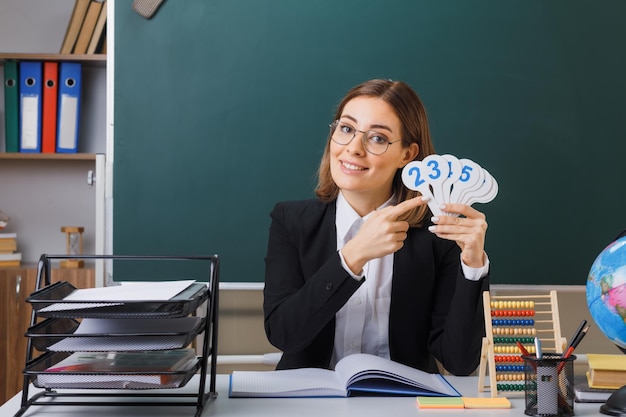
3, 61, 19, 152
42, 62, 59, 154
56, 62, 82, 153
19, 61, 43, 153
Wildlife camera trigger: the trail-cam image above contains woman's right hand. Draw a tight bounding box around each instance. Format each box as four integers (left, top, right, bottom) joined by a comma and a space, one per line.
340, 196, 428, 274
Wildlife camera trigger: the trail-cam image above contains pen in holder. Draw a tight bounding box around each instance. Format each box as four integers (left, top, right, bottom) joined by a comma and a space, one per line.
523, 353, 576, 417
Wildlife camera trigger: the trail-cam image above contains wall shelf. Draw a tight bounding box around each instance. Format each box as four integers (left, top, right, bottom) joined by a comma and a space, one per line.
0, 153, 97, 161
0, 47, 106, 264
0, 53, 105, 67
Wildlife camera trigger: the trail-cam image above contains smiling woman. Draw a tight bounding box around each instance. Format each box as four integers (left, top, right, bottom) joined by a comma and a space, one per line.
262, 79, 490, 376
328, 96, 418, 217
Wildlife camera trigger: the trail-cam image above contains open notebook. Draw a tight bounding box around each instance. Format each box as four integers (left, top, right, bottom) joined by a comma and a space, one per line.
229, 353, 459, 398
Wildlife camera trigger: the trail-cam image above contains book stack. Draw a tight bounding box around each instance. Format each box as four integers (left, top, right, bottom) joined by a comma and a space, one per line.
586, 353, 626, 390
60, 0, 107, 55
0, 232, 21, 267
574, 379, 616, 403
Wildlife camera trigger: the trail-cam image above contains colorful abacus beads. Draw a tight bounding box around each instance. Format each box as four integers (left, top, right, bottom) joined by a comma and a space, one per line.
495, 345, 529, 354
497, 383, 525, 391
486, 298, 543, 394
494, 355, 524, 363
495, 373, 524, 381
491, 309, 535, 316
491, 319, 534, 326
495, 365, 524, 373
493, 344, 536, 354
490, 300, 535, 309
492, 327, 536, 335
493, 337, 535, 344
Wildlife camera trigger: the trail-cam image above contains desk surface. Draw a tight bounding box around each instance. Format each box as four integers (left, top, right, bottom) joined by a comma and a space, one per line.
0, 374, 605, 416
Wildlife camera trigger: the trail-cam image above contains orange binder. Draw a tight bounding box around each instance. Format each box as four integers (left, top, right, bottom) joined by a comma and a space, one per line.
42, 62, 59, 154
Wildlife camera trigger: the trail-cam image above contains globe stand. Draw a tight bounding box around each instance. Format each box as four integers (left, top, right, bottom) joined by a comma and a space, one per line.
600, 344, 626, 416
601, 385, 626, 416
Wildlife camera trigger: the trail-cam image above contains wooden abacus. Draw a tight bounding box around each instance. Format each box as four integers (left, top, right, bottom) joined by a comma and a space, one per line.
477, 290, 566, 397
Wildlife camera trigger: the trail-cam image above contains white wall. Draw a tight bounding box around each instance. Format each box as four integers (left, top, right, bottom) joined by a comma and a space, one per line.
0, 0, 106, 262
0, 0, 75, 53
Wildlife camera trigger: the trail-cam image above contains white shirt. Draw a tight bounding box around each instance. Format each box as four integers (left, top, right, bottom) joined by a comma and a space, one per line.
331, 192, 489, 368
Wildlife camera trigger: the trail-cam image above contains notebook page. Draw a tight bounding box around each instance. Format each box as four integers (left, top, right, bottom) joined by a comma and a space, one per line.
335, 353, 457, 396
230, 368, 345, 397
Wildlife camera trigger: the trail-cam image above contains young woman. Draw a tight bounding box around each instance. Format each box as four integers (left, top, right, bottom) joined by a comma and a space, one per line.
263, 79, 489, 376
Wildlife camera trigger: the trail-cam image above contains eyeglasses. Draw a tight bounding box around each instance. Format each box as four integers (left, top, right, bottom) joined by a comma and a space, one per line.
329, 120, 402, 155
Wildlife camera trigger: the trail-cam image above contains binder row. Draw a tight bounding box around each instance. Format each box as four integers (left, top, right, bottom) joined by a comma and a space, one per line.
3, 61, 82, 154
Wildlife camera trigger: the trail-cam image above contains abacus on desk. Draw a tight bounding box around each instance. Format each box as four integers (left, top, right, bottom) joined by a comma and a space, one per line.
477, 290, 567, 397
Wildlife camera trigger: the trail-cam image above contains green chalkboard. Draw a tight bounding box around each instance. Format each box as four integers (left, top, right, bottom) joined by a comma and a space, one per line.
113, 0, 626, 284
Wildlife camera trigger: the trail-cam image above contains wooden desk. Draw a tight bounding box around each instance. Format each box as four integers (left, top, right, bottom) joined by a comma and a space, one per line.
0, 374, 605, 416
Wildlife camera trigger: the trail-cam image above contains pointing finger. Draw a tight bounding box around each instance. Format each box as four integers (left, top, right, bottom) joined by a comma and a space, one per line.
385, 196, 429, 219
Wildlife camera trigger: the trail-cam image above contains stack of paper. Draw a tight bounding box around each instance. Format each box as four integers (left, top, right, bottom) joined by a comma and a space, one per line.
40, 280, 196, 313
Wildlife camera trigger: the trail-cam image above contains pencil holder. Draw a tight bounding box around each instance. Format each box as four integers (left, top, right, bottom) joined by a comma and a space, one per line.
523, 354, 576, 417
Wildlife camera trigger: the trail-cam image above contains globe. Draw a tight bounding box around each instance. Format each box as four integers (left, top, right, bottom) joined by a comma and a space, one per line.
587, 235, 626, 351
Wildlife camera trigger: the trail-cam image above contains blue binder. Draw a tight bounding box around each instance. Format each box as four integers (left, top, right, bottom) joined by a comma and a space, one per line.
56, 62, 82, 153
19, 61, 43, 153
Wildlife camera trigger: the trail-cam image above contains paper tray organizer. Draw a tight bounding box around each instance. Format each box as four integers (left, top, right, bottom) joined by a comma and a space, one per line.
16, 254, 220, 417
26, 316, 206, 352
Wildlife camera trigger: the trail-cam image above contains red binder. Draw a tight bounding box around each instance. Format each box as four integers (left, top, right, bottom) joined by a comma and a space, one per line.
42, 61, 59, 153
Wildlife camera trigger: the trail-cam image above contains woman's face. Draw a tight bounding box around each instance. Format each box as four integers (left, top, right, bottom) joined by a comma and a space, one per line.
330, 96, 418, 207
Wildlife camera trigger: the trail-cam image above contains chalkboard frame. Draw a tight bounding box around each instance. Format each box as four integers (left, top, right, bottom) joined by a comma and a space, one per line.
113, 0, 626, 284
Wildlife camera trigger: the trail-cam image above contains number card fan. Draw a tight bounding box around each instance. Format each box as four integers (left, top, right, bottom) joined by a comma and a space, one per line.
401, 154, 498, 212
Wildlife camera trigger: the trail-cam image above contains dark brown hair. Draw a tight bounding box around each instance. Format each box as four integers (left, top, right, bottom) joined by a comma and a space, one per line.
315, 79, 435, 226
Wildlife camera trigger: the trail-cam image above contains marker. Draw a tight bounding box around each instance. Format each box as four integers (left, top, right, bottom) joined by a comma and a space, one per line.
534, 337, 542, 358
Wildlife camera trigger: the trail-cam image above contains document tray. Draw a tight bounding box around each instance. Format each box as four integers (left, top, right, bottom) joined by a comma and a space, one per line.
26, 281, 209, 318
24, 351, 200, 390
18, 254, 220, 417
26, 316, 205, 352
26, 318, 80, 351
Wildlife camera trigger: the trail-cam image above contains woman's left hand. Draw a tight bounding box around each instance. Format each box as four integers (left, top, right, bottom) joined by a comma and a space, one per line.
428, 204, 488, 268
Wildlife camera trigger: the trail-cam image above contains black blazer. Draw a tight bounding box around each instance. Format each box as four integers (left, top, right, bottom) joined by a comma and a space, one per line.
263, 199, 489, 375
